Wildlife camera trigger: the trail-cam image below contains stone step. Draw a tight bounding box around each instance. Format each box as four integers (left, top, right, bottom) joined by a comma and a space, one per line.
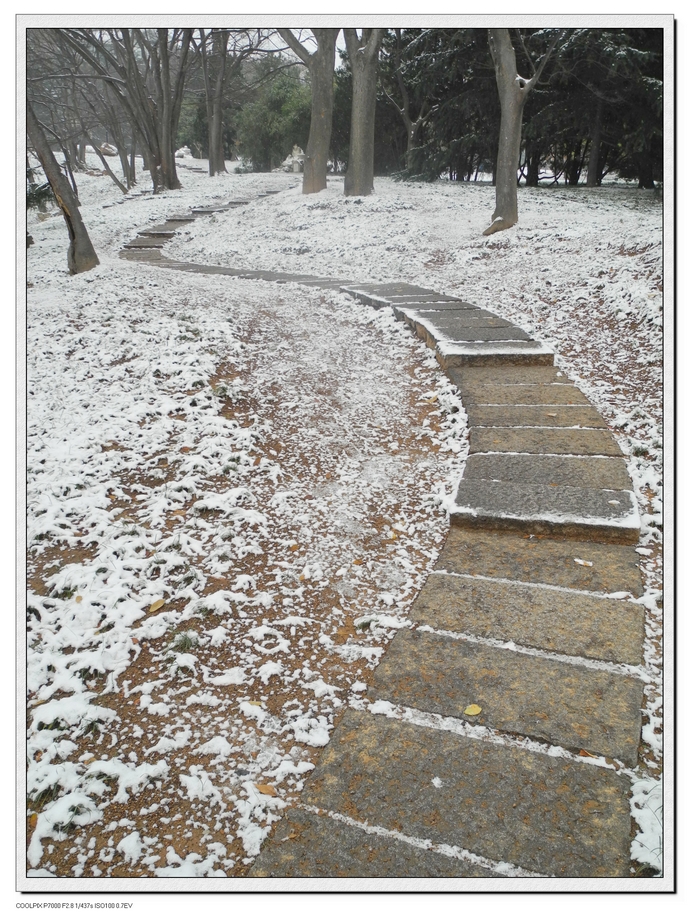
402, 310, 533, 347
435, 527, 644, 596
465, 404, 606, 428
299, 709, 632, 877
447, 366, 572, 388
166, 213, 196, 221
123, 237, 167, 249
119, 249, 163, 261
401, 307, 516, 329
469, 427, 623, 456
298, 279, 355, 289
463, 454, 633, 490
368, 630, 644, 765
191, 206, 233, 214
424, 323, 534, 346
391, 301, 477, 318
249, 808, 501, 878
341, 282, 440, 297
154, 260, 244, 276
436, 340, 554, 369
450, 480, 640, 544
460, 383, 589, 406
137, 228, 176, 238
409, 573, 645, 664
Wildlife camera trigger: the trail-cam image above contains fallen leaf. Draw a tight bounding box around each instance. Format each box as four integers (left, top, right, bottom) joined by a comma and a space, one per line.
353, 559, 363, 566
579, 749, 594, 758
253, 457, 261, 466
248, 701, 263, 707
255, 784, 277, 797
75, 595, 83, 604
149, 599, 165, 613
464, 704, 482, 716
29, 814, 38, 828
171, 510, 185, 517
546, 412, 558, 417
180, 447, 191, 454
131, 638, 139, 645
574, 558, 593, 567
290, 543, 299, 551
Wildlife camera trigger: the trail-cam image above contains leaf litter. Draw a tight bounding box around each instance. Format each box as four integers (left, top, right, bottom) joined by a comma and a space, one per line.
25, 157, 663, 877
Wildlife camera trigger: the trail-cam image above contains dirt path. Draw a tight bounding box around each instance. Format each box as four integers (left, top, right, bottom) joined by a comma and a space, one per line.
26, 255, 464, 878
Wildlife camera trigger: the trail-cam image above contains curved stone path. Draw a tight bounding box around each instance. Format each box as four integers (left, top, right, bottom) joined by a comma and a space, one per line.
121, 193, 647, 880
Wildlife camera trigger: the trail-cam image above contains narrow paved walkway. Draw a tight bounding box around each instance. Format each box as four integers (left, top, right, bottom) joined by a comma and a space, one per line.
121, 195, 646, 879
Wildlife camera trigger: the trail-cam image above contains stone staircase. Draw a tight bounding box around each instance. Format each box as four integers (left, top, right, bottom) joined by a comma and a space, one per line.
248, 282, 646, 880
120, 212, 649, 881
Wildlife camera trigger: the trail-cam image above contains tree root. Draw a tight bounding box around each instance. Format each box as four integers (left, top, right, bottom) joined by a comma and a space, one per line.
482, 216, 517, 236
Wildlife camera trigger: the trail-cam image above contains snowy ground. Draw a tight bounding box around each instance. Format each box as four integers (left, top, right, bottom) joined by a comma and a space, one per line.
24, 156, 664, 880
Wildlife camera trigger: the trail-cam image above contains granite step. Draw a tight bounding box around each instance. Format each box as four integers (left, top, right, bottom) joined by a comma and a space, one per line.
436, 527, 644, 597
450, 479, 640, 544
399, 306, 517, 329
424, 322, 534, 346
436, 340, 555, 369
123, 236, 167, 249
459, 383, 589, 406
249, 808, 501, 878
447, 366, 572, 387
469, 427, 623, 456
295, 709, 633, 878
465, 404, 606, 428
368, 629, 644, 765
463, 454, 633, 490
119, 248, 163, 261
137, 228, 177, 239
409, 573, 645, 664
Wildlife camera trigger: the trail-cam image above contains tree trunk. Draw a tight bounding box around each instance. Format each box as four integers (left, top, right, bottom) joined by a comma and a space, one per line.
484, 28, 561, 235
200, 29, 229, 177
27, 101, 99, 275
303, 29, 338, 194
157, 30, 182, 190
208, 93, 227, 176
525, 144, 541, 186
586, 98, 604, 187
484, 30, 527, 234
344, 29, 383, 197
278, 28, 339, 195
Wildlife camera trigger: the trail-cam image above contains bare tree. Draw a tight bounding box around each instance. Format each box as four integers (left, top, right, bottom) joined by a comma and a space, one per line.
27, 100, 99, 275
196, 30, 272, 177
343, 28, 383, 197
59, 28, 193, 192
484, 28, 561, 235
278, 28, 340, 194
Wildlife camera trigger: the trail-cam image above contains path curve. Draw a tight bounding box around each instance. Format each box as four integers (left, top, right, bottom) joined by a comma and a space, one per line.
121, 193, 647, 881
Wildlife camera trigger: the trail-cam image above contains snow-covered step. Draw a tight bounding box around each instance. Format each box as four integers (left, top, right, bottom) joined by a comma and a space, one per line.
436, 339, 555, 369
450, 479, 640, 544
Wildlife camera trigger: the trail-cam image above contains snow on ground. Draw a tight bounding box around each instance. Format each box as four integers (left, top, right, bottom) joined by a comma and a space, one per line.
25, 156, 663, 878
